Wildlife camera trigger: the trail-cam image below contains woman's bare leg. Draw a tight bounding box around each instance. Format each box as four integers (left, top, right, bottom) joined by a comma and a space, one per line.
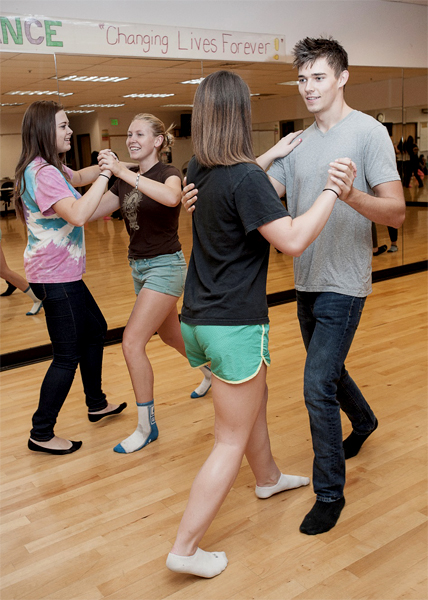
244, 384, 281, 486
123, 288, 179, 405
158, 307, 212, 398
244, 385, 310, 497
0, 245, 28, 291
0, 245, 43, 314
167, 365, 267, 576
114, 289, 178, 453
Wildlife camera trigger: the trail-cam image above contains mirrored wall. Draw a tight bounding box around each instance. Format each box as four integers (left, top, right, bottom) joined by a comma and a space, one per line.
1, 51, 427, 356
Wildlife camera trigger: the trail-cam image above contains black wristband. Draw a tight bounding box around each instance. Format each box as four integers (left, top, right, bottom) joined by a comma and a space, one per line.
99, 173, 110, 180
323, 188, 339, 198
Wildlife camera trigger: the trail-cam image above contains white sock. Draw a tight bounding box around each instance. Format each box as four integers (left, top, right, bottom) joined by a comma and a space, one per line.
191, 366, 212, 398
113, 400, 158, 454
166, 547, 228, 578
24, 286, 42, 315
255, 473, 310, 499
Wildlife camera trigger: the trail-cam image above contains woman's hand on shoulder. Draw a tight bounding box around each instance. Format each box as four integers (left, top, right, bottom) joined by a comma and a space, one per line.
181, 178, 198, 213
271, 131, 303, 159
257, 131, 302, 170
326, 158, 357, 201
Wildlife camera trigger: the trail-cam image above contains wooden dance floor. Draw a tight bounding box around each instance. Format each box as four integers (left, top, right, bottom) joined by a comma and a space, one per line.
1, 269, 427, 599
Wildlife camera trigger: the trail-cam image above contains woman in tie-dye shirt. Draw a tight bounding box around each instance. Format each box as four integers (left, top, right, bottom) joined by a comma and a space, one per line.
14, 101, 127, 456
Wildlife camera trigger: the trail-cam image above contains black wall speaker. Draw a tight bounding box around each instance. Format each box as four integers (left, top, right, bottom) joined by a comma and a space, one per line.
181, 113, 192, 137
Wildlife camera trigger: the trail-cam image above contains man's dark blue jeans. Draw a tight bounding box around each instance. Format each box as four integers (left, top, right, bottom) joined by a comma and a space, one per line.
296, 291, 377, 502
29, 280, 108, 441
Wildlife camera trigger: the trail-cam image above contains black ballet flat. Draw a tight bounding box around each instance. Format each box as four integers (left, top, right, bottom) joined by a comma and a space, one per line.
28, 439, 82, 455
88, 402, 127, 422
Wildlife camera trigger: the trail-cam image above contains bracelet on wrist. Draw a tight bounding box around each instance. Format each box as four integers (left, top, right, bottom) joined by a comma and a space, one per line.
323, 188, 339, 198
99, 173, 110, 180
135, 173, 141, 190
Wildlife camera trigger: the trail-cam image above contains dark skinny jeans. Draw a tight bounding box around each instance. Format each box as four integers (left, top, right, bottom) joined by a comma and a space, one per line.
29, 280, 108, 441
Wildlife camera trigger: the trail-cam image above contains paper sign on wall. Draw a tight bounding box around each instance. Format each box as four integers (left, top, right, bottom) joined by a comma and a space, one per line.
0, 15, 286, 63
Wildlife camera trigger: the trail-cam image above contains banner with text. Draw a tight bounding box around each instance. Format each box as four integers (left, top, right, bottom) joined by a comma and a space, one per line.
0, 15, 286, 63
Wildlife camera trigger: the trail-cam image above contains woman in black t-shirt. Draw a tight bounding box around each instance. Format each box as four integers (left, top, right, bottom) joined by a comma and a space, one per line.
167, 71, 356, 578
93, 114, 211, 454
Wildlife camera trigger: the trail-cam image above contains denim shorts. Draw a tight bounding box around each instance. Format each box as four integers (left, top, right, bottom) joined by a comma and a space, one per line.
181, 322, 270, 384
129, 250, 187, 297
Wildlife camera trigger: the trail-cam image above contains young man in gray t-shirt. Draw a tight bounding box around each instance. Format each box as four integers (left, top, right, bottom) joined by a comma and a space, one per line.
258, 36, 405, 535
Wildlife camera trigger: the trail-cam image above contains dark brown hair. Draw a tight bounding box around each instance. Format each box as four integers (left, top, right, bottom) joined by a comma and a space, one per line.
292, 37, 348, 78
14, 100, 69, 219
191, 70, 256, 168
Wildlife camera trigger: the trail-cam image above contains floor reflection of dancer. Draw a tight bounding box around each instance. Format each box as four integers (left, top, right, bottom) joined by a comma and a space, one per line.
94, 113, 212, 454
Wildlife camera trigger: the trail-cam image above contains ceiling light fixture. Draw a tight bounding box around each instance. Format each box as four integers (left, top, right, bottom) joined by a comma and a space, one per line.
6, 90, 73, 97
66, 109, 95, 114
55, 75, 129, 83
180, 78, 205, 85
1, 102, 25, 106
277, 81, 299, 86
161, 104, 193, 108
79, 104, 125, 108
123, 93, 174, 98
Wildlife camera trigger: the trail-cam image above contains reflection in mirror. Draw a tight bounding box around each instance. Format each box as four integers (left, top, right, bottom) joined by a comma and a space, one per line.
1, 53, 427, 358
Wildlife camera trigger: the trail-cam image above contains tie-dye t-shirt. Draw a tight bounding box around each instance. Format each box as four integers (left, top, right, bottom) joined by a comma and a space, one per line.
21, 157, 86, 283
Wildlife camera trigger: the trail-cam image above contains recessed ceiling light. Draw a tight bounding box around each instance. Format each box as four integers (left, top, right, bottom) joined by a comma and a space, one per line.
1, 102, 25, 106
123, 93, 174, 98
161, 104, 193, 108
277, 81, 299, 86
79, 104, 125, 108
66, 109, 95, 114
55, 75, 129, 83
180, 78, 204, 85
5, 90, 73, 97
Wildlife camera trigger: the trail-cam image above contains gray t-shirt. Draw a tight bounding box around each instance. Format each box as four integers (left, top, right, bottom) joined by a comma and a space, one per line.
268, 110, 400, 297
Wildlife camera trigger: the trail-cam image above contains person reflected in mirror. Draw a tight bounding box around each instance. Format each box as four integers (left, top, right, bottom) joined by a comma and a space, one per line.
372, 223, 387, 256
14, 100, 127, 456
93, 113, 212, 455
410, 144, 424, 189
0, 233, 43, 314
168, 70, 356, 578
387, 226, 399, 252
403, 136, 423, 188
372, 223, 399, 255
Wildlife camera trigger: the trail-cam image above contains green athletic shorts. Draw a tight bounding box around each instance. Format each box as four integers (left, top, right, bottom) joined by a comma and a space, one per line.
181, 322, 270, 384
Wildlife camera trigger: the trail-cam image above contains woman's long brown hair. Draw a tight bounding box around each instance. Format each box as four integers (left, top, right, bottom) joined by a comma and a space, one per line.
191, 70, 256, 168
14, 101, 68, 220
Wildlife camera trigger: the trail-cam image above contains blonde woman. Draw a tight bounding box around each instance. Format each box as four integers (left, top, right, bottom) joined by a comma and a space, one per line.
94, 114, 211, 454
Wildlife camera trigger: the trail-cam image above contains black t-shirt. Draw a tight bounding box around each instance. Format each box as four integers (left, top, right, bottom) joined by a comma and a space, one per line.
181, 159, 289, 326
109, 162, 181, 259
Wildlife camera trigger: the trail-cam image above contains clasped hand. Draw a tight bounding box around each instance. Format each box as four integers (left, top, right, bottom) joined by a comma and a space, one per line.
326, 158, 357, 201
98, 149, 120, 177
